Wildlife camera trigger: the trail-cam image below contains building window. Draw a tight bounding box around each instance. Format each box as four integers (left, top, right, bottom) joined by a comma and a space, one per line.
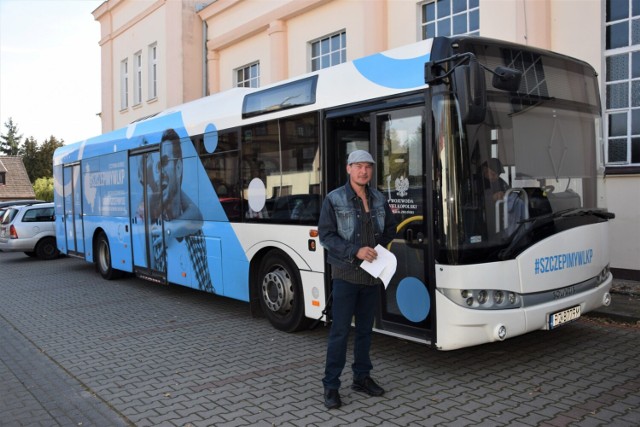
134, 51, 142, 105
604, 0, 640, 165
148, 43, 157, 100
120, 58, 129, 110
420, 0, 479, 39
0, 172, 5, 185
310, 31, 346, 71
236, 62, 260, 88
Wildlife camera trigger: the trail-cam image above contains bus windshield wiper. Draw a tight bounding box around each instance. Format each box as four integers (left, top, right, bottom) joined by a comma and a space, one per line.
518, 208, 614, 226
518, 208, 575, 224
557, 209, 615, 220
499, 208, 614, 260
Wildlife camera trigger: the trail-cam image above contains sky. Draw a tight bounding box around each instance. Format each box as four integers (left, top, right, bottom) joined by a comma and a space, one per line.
0, 0, 103, 145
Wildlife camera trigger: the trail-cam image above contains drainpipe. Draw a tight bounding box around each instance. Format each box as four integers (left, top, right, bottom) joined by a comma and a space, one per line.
196, 2, 210, 97
202, 19, 208, 97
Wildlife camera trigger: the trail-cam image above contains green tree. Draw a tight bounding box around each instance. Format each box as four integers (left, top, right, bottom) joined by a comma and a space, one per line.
21, 136, 40, 182
33, 176, 54, 202
1, 117, 23, 155
36, 135, 64, 180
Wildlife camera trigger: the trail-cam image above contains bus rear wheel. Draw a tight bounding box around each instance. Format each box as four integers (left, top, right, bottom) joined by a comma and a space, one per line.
95, 232, 122, 280
257, 251, 308, 332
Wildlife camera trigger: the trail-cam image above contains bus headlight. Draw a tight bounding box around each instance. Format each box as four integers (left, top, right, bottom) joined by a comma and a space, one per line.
493, 291, 504, 304
596, 264, 610, 286
440, 288, 522, 310
477, 290, 488, 305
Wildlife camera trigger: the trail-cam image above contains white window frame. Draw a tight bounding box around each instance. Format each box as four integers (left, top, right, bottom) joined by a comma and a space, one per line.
420, 0, 480, 40
604, 0, 640, 166
148, 43, 157, 100
120, 58, 129, 110
235, 62, 260, 88
134, 51, 142, 105
309, 31, 346, 72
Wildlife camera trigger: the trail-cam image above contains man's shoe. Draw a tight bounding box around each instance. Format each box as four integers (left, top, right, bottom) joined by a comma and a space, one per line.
351, 376, 385, 396
324, 388, 342, 409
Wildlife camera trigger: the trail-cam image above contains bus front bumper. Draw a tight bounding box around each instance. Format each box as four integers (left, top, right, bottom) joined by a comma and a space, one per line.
434, 277, 612, 351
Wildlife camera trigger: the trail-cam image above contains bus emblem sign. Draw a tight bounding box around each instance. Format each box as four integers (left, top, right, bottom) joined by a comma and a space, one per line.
395, 176, 409, 197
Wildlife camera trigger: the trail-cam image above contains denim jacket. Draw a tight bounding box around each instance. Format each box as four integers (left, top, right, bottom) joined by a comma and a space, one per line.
318, 181, 397, 270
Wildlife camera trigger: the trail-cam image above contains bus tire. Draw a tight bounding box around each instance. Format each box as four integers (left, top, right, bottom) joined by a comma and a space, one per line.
95, 232, 122, 280
35, 237, 60, 260
257, 251, 308, 332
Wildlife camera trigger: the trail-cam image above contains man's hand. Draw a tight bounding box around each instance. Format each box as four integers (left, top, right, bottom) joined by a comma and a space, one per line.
357, 246, 378, 263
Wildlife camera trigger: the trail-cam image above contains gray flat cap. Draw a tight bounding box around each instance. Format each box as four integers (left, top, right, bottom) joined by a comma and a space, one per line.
347, 150, 375, 164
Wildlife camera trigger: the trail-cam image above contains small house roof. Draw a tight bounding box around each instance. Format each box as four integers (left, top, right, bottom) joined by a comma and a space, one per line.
0, 156, 36, 200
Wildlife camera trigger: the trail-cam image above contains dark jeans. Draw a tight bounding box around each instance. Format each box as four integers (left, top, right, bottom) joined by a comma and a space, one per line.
322, 279, 379, 390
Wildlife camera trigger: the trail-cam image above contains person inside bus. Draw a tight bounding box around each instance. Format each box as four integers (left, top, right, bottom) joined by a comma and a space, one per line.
481, 158, 525, 235
482, 158, 509, 201
318, 149, 397, 410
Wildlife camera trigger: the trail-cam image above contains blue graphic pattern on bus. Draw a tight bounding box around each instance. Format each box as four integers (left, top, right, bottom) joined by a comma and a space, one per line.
56, 111, 250, 301
353, 53, 430, 89
396, 277, 430, 323
534, 249, 594, 274
204, 123, 218, 153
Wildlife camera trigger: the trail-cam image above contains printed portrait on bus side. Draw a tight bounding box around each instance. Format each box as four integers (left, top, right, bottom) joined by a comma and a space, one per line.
159, 128, 214, 293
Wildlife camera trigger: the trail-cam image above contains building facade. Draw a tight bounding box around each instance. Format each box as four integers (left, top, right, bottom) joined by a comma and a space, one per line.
92, 0, 639, 279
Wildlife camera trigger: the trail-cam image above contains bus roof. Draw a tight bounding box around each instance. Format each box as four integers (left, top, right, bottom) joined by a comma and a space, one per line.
55, 38, 434, 165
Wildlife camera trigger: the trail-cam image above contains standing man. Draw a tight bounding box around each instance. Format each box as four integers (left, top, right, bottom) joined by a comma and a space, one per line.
318, 149, 397, 409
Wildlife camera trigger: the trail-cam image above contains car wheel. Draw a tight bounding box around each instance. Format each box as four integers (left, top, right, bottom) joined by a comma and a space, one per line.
24, 251, 37, 257
95, 232, 123, 280
257, 251, 308, 332
35, 237, 60, 260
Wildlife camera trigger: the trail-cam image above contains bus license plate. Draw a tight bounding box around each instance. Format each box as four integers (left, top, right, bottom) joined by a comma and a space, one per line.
549, 305, 581, 329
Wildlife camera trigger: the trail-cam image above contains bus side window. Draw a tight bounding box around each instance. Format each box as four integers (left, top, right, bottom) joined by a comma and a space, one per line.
241, 113, 320, 224
276, 113, 320, 224
198, 131, 242, 221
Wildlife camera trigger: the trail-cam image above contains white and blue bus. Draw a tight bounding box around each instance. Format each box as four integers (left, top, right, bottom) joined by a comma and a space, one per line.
54, 36, 614, 350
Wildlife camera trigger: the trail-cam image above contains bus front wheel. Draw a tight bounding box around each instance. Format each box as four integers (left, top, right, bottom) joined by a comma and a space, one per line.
257, 251, 308, 332
95, 232, 122, 280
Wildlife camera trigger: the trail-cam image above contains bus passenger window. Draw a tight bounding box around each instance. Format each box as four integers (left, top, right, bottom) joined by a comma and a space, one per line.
241, 113, 320, 224
277, 113, 320, 223
199, 131, 242, 221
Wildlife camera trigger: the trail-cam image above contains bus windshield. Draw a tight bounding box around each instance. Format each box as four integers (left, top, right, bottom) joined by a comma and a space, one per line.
434, 44, 605, 264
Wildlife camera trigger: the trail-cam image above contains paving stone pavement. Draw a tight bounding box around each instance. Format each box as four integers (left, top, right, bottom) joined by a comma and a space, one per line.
1, 251, 639, 427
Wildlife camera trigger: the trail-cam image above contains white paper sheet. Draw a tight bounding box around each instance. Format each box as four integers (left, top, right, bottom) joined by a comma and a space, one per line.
359, 244, 397, 288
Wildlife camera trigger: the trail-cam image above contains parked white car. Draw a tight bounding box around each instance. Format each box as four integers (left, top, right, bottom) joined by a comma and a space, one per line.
0, 202, 59, 260
0, 199, 45, 220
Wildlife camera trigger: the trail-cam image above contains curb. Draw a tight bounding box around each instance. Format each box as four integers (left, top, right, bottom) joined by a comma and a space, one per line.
585, 282, 640, 324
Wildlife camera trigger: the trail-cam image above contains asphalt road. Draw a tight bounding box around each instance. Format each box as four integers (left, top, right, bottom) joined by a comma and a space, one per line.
1, 252, 639, 426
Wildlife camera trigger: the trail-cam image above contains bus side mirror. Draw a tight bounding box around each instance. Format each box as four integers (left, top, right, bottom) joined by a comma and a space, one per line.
492, 66, 522, 92
452, 58, 486, 125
